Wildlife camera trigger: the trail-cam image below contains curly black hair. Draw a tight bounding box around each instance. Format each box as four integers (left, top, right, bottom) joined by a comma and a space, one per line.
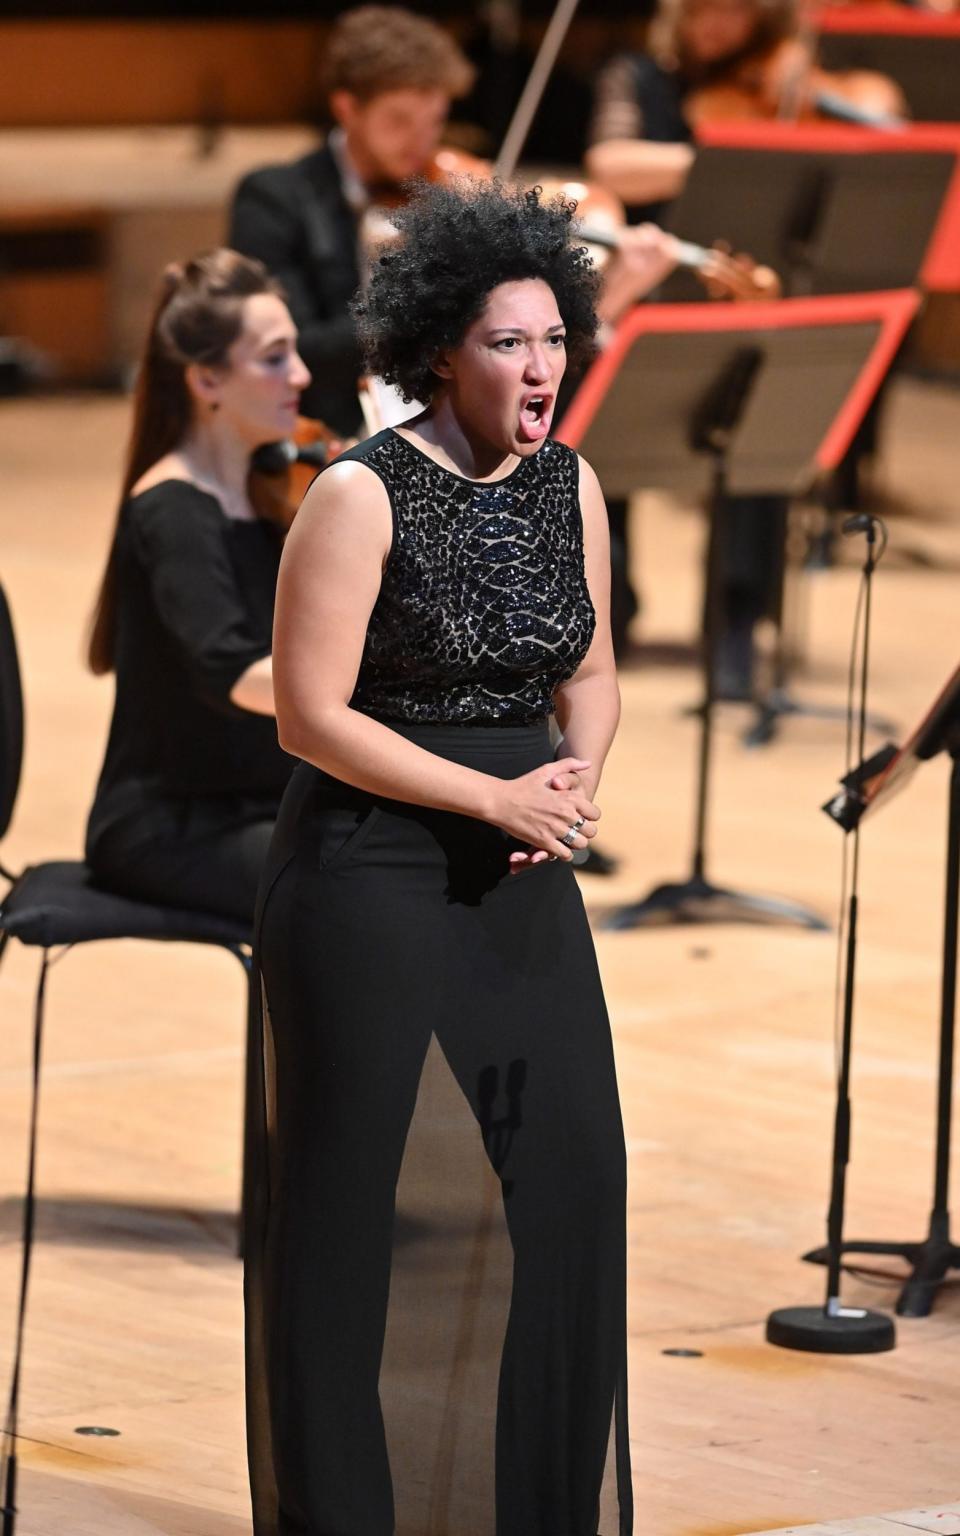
354, 178, 600, 405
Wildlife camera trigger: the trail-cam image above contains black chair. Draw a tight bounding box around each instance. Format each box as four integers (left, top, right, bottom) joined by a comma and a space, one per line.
0, 579, 258, 1531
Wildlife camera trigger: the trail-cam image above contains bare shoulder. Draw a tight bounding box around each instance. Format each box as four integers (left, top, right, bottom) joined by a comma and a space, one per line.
298, 457, 392, 518
575, 453, 603, 498
575, 453, 607, 522
286, 457, 393, 562
129, 453, 195, 499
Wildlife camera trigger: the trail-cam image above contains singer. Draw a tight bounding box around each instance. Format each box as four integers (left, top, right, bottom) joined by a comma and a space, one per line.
84, 249, 310, 924
244, 178, 632, 1536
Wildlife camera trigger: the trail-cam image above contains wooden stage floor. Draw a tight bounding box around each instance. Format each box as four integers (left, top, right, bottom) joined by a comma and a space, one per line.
1, 382, 958, 1535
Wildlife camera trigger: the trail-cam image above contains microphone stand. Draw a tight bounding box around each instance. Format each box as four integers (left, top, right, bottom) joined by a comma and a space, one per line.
767, 515, 895, 1353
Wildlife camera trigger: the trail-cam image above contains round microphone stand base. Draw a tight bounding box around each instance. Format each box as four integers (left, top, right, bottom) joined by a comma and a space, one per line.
766, 1304, 895, 1354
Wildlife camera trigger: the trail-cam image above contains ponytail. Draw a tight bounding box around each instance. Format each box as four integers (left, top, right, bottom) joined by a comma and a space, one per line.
87, 250, 284, 675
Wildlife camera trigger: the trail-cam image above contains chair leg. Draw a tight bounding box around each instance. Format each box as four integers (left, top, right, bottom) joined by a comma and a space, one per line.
2, 948, 50, 1536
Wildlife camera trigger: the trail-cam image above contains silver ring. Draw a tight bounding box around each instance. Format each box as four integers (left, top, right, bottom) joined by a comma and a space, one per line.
559, 824, 580, 848
572, 816, 585, 832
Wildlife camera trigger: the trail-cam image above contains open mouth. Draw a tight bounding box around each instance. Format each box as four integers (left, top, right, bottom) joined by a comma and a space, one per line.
518, 393, 553, 442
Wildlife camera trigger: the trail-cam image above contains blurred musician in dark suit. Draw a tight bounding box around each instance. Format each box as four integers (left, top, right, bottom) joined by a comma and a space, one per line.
228, 6, 475, 438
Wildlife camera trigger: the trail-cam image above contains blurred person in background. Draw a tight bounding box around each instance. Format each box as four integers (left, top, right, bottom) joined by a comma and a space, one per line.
585, 0, 803, 696
85, 250, 310, 925
585, 0, 806, 223
228, 5, 476, 439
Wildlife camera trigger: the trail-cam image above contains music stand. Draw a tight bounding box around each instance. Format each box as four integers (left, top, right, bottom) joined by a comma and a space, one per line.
664, 125, 957, 741
665, 125, 957, 298
815, 8, 960, 125
556, 290, 918, 930
803, 663, 960, 1317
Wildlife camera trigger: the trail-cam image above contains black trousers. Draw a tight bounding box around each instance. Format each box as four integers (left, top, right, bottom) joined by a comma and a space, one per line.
87, 812, 275, 926
246, 723, 633, 1536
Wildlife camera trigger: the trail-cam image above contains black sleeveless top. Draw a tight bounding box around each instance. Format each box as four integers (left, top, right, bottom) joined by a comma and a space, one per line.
86, 482, 291, 861
341, 429, 595, 726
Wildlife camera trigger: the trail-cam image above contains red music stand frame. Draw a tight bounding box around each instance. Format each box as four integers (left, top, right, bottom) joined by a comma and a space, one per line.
556, 290, 919, 930
694, 120, 960, 293
814, 7, 960, 34
559, 289, 919, 466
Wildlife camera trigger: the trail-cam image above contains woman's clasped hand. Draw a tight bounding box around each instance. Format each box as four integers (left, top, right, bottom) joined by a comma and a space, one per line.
492, 756, 601, 869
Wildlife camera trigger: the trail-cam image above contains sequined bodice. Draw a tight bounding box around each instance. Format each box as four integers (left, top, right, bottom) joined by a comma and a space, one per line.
343, 429, 595, 725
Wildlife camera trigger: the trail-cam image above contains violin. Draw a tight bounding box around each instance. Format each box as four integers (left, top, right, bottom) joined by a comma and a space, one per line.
536, 177, 781, 301
250, 416, 351, 530
360, 146, 494, 253
684, 36, 908, 128
365, 146, 493, 212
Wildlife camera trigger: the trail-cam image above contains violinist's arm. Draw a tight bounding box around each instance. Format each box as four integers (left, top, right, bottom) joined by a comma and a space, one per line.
584, 139, 695, 209
230, 657, 275, 716
596, 224, 680, 325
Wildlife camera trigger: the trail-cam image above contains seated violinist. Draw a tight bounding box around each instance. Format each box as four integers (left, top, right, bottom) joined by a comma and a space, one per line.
584, 0, 804, 696
85, 252, 311, 926
585, 0, 790, 221
584, 0, 905, 225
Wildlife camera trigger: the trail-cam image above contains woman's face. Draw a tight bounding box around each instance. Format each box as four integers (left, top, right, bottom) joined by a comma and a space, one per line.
198, 293, 311, 444
679, 0, 760, 65
332, 87, 450, 187
436, 278, 568, 460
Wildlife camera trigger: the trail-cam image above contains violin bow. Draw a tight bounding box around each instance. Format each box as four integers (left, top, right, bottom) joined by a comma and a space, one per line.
493, 0, 585, 181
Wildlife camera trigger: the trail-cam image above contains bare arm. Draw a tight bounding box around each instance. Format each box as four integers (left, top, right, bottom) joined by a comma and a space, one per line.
551, 457, 621, 804
271, 461, 600, 857
584, 139, 694, 209
595, 224, 681, 327
230, 655, 275, 716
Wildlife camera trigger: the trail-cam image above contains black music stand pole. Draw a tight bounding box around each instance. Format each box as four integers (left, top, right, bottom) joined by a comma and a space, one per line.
744, 522, 898, 749
605, 348, 827, 933
745, 647, 899, 752
803, 707, 960, 1317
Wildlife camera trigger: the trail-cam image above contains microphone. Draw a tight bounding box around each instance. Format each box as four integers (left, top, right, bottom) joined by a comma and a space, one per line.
812, 89, 905, 133
841, 514, 874, 536
252, 437, 331, 476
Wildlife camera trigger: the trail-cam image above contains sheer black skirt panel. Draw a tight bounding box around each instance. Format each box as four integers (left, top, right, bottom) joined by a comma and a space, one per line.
245, 722, 632, 1536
